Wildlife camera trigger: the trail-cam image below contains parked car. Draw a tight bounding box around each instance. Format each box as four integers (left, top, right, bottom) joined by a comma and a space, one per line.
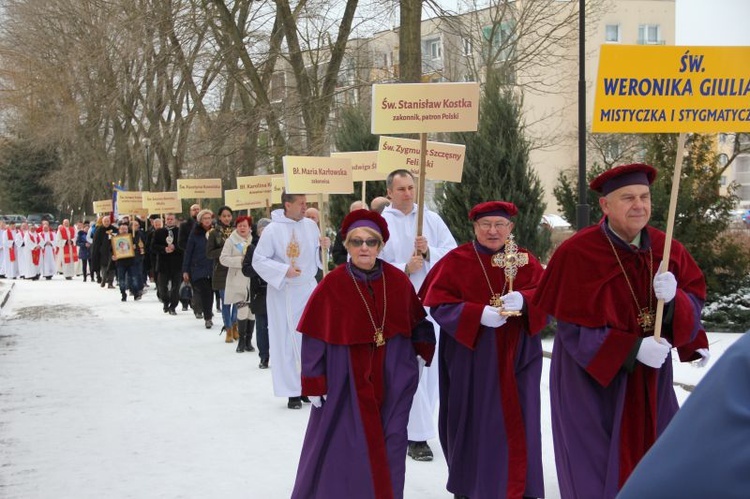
0, 214, 27, 224
27, 213, 59, 229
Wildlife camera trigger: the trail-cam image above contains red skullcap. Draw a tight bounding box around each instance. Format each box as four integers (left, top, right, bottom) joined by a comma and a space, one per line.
341, 209, 390, 243
469, 201, 518, 221
589, 163, 657, 195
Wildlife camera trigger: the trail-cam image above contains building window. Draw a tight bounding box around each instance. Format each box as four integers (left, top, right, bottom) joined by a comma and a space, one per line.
719, 133, 728, 143
638, 24, 661, 44
718, 153, 729, 167
605, 24, 620, 43
482, 22, 514, 62
426, 38, 442, 59
463, 37, 473, 56
719, 175, 727, 186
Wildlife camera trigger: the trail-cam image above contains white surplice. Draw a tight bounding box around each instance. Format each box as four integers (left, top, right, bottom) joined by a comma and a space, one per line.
38, 230, 57, 278
2, 229, 19, 279
380, 203, 457, 441
252, 209, 322, 398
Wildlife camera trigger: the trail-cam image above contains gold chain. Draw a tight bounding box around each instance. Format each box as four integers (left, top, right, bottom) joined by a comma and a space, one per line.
347, 264, 387, 347
604, 232, 655, 332
472, 241, 507, 308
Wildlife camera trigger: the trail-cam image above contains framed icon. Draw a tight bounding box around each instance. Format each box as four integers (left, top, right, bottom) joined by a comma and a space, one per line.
111, 234, 135, 259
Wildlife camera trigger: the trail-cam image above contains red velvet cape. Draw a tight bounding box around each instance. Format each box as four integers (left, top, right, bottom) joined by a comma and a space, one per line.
531, 223, 707, 486
297, 261, 427, 346
419, 241, 546, 498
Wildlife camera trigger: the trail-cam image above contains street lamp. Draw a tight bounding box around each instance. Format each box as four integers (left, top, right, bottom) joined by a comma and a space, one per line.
141, 137, 152, 190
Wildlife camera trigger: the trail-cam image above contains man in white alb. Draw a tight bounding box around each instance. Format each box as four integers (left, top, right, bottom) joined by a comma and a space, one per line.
380, 169, 457, 461
252, 192, 330, 409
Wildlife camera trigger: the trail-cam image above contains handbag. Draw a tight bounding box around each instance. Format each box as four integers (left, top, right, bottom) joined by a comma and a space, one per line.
179, 281, 193, 301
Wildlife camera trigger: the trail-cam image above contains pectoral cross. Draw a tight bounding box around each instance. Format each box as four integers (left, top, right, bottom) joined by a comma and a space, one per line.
491, 233, 528, 317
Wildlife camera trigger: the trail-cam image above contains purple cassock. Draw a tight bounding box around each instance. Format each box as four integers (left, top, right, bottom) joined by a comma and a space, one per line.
291, 261, 435, 499
532, 223, 708, 499
420, 241, 547, 499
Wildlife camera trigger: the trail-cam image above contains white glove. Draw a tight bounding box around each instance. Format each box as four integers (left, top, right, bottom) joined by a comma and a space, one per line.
310, 395, 326, 408
653, 272, 677, 302
694, 348, 710, 368
636, 336, 672, 368
501, 291, 524, 312
480, 305, 507, 328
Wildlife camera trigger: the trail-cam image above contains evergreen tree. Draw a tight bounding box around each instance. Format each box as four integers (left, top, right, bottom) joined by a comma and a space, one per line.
552, 163, 606, 230
438, 75, 550, 259
0, 139, 58, 214
329, 106, 385, 233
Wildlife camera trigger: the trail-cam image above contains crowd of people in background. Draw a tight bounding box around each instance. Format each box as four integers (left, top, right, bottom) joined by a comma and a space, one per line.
0, 206, 273, 364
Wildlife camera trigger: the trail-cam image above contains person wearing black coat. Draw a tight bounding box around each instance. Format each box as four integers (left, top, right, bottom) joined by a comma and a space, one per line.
152, 213, 183, 314
242, 218, 271, 369
179, 204, 202, 317
92, 215, 118, 288
183, 209, 214, 328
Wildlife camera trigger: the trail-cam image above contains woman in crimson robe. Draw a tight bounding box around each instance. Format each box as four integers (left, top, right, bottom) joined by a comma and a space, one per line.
532, 163, 709, 499
291, 210, 435, 499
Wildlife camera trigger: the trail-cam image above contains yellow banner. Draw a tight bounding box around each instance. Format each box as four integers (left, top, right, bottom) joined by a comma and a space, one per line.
177, 178, 223, 199
593, 45, 750, 133
283, 156, 353, 194
116, 191, 144, 213
142, 192, 182, 214
376, 136, 465, 183
371, 82, 480, 134
92, 200, 112, 214
271, 176, 284, 204
223, 189, 262, 210
331, 151, 382, 182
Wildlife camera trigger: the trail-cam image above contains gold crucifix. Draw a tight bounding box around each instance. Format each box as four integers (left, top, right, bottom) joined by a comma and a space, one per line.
491, 233, 528, 317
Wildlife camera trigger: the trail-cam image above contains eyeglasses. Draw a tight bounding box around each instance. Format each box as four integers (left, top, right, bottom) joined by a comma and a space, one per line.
348, 238, 380, 248
477, 221, 511, 231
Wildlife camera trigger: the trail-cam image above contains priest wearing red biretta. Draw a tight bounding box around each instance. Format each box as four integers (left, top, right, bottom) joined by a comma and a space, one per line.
531, 163, 709, 499
291, 209, 435, 499
419, 201, 547, 499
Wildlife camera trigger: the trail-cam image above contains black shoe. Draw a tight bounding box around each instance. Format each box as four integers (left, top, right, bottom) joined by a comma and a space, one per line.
454, 495, 470, 499
182, 305, 189, 311
121, 292, 127, 302
259, 359, 269, 369
287, 397, 302, 409
164, 308, 169, 313
246, 344, 256, 353
301, 396, 311, 404
194, 312, 203, 319
134, 293, 142, 301
205, 319, 213, 329
168, 309, 177, 316
407, 441, 434, 462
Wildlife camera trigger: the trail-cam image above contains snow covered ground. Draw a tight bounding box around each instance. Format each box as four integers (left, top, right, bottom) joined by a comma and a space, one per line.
0, 278, 743, 498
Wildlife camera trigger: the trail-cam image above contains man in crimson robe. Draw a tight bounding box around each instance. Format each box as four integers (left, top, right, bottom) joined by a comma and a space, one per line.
419, 201, 546, 499
57, 219, 78, 279
531, 163, 709, 499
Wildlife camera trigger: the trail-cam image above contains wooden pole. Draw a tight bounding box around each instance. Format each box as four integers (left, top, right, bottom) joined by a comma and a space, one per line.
416, 132, 428, 237
318, 193, 328, 277
265, 199, 271, 219
362, 180, 367, 205
654, 132, 687, 341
